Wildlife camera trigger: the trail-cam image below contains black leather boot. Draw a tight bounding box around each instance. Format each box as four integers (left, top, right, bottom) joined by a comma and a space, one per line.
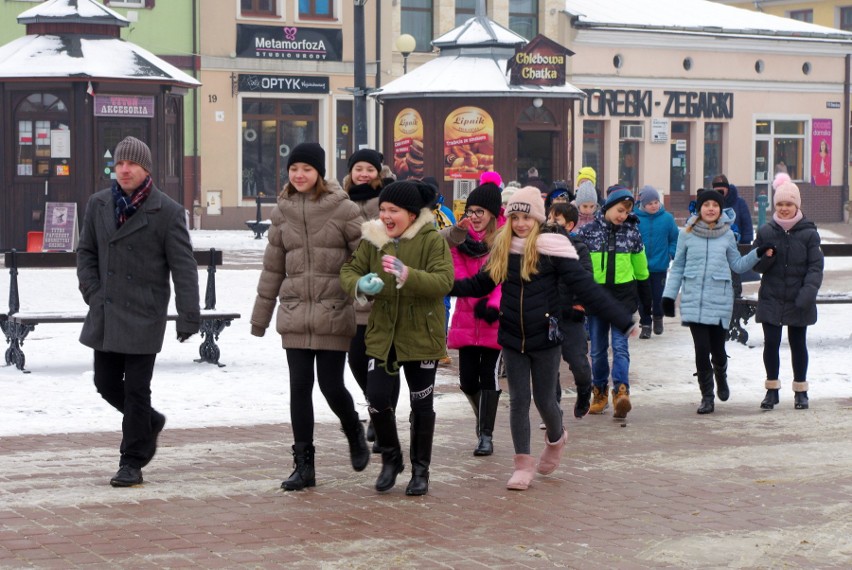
696, 370, 715, 414
474, 390, 500, 456
370, 408, 403, 492
574, 382, 592, 419
793, 381, 809, 410
760, 380, 781, 410
281, 442, 315, 491
713, 362, 729, 402
464, 390, 481, 438
406, 411, 436, 496
341, 416, 370, 472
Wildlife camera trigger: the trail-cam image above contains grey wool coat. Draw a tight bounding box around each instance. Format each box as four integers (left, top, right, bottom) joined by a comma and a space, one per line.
250, 179, 364, 351
77, 185, 200, 354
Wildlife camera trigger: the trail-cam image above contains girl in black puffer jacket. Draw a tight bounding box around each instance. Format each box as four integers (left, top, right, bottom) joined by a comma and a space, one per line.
451, 186, 635, 491
753, 173, 824, 411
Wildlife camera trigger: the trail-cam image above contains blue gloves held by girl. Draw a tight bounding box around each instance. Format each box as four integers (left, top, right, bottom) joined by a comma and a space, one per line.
357, 273, 384, 295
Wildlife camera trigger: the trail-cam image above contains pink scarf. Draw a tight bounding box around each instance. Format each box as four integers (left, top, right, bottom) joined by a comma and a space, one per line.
510, 233, 578, 259
773, 209, 803, 231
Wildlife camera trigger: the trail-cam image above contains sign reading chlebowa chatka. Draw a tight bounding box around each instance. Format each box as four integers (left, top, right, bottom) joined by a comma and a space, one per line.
236, 24, 343, 61
42, 202, 79, 252
507, 34, 573, 86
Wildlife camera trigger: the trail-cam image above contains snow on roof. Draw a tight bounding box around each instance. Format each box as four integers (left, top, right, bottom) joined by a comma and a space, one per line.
564, 0, 852, 41
18, 0, 128, 27
373, 54, 583, 100
0, 34, 200, 86
432, 16, 527, 48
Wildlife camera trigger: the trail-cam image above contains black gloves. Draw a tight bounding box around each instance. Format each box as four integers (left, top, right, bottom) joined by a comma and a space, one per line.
569, 306, 586, 323
473, 298, 500, 324
756, 244, 775, 257
177, 331, 195, 343
662, 297, 676, 318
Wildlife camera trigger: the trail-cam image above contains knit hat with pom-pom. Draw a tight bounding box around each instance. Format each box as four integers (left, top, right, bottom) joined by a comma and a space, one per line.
479, 170, 503, 189
772, 172, 801, 208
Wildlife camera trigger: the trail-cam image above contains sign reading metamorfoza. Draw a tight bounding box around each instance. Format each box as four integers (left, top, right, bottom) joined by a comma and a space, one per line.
236, 24, 343, 61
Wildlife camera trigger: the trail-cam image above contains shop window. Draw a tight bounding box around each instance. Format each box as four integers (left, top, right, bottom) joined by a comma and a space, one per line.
669, 122, 689, 193
401, 0, 433, 53
456, 0, 487, 25
788, 9, 813, 23
509, 0, 538, 40
841, 7, 852, 31
581, 120, 604, 189
241, 0, 277, 17
15, 93, 71, 178
164, 98, 180, 179
703, 123, 723, 188
753, 119, 805, 182
299, 0, 333, 19
241, 98, 318, 199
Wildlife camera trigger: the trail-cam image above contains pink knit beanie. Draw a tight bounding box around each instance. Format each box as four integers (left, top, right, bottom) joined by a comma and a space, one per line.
772, 173, 801, 208
504, 185, 546, 223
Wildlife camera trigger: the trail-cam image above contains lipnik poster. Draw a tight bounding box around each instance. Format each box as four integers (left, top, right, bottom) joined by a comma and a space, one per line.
443, 106, 494, 181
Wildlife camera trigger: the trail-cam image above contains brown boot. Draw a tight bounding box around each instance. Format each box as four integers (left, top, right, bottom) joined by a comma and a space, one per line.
612, 384, 632, 419
506, 454, 536, 490
588, 386, 609, 414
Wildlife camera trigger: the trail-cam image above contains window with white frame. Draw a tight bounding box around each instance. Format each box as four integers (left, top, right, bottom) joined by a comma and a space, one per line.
754, 119, 806, 182
104, 0, 151, 8
299, 0, 334, 20
840, 7, 852, 31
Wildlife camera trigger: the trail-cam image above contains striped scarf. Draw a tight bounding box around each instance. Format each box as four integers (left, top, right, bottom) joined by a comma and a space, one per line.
112, 176, 153, 228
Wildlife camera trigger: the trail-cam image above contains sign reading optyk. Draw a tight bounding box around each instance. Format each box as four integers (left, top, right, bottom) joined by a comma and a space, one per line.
237, 74, 329, 94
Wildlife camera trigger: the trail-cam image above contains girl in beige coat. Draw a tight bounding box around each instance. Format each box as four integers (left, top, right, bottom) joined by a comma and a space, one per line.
250, 143, 369, 491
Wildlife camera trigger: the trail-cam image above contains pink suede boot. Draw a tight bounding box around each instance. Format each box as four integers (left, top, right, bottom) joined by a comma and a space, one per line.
537, 428, 567, 475
506, 454, 536, 490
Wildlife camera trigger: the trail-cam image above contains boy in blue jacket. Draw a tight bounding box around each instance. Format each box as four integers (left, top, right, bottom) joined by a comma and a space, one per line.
634, 185, 679, 338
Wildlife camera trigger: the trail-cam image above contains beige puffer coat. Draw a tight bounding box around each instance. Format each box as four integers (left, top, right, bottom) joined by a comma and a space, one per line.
250, 179, 363, 351
343, 173, 381, 326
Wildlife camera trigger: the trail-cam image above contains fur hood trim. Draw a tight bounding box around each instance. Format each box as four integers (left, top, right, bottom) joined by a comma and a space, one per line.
360, 207, 435, 248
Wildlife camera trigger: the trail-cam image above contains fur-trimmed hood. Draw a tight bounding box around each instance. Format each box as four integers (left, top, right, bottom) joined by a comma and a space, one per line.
359, 207, 435, 249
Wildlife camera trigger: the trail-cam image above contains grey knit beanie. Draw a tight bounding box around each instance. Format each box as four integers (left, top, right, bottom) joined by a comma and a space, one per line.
114, 136, 152, 173
574, 180, 597, 206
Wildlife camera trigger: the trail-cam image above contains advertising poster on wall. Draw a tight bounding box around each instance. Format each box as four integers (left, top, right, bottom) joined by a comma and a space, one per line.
393, 108, 424, 180
810, 119, 832, 186
443, 106, 494, 181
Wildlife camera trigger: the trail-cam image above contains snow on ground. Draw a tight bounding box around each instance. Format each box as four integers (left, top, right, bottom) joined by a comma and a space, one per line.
1, 228, 850, 437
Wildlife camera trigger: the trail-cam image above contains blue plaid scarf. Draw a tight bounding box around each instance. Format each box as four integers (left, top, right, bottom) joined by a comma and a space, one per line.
112, 176, 153, 228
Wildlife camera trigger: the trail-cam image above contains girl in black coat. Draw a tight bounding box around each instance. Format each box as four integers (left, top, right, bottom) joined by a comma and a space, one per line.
753, 174, 824, 410
451, 187, 635, 491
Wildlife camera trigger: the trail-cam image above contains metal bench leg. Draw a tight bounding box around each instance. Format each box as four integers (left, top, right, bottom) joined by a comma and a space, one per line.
727, 303, 756, 345
195, 318, 233, 367
3, 321, 33, 373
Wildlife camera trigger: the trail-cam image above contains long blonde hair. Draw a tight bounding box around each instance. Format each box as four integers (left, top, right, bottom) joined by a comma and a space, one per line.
486, 214, 541, 282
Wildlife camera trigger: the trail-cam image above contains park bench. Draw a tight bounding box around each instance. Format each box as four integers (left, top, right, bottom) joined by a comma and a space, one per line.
728, 243, 852, 344
1, 249, 240, 373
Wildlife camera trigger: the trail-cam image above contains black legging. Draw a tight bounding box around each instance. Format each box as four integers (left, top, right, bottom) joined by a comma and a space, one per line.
687, 323, 728, 373
762, 323, 809, 381
367, 345, 436, 415
286, 349, 358, 443
457, 346, 501, 395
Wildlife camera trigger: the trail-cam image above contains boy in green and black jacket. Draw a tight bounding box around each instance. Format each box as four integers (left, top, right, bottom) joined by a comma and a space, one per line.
578, 186, 652, 420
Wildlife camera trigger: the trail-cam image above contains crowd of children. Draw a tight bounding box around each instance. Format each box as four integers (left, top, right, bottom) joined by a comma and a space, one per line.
240, 143, 825, 496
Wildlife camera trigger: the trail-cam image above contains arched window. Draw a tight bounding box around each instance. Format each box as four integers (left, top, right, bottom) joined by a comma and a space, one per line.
519, 104, 556, 126
15, 93, 71, 177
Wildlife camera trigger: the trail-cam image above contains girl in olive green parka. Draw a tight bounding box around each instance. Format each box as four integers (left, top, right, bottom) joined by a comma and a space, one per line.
340, 180, 453, 497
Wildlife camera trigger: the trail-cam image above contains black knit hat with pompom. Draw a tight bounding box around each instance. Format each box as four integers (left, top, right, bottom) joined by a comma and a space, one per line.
378, 180, 437, 215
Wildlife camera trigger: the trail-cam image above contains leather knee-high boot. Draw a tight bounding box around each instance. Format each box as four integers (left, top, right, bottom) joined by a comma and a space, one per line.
464, 390, 481, 438
370, 408, 403, 492
713, 362, 729, 402
696, 370, 715, 414
406, 411, 436, 496
474, 390, 500, 456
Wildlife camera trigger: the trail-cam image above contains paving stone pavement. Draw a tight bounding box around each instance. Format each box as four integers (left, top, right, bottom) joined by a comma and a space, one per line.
2, 370, 851, 569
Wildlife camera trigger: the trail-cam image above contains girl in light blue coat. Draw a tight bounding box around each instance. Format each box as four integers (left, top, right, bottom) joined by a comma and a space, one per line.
662, 190, 773, 414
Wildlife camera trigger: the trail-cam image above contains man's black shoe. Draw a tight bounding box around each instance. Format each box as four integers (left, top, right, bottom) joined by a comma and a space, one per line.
110, 465, 143, 487
141, 412, 167, 467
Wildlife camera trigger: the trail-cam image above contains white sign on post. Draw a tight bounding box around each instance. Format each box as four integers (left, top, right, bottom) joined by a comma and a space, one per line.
651, 119, 669, 143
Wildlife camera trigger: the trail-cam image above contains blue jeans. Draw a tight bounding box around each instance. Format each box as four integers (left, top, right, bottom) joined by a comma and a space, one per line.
587, 314, 630, 390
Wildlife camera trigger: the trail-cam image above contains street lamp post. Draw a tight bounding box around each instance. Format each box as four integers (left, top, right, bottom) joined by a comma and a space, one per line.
396, 33, 416, 75
353, 0, 368, 150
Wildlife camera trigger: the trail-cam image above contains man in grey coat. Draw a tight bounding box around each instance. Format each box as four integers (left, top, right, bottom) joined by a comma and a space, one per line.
77, 136, 200, 487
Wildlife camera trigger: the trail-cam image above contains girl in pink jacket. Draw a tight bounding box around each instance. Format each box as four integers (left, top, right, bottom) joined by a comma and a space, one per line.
444, 182, 505, 456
